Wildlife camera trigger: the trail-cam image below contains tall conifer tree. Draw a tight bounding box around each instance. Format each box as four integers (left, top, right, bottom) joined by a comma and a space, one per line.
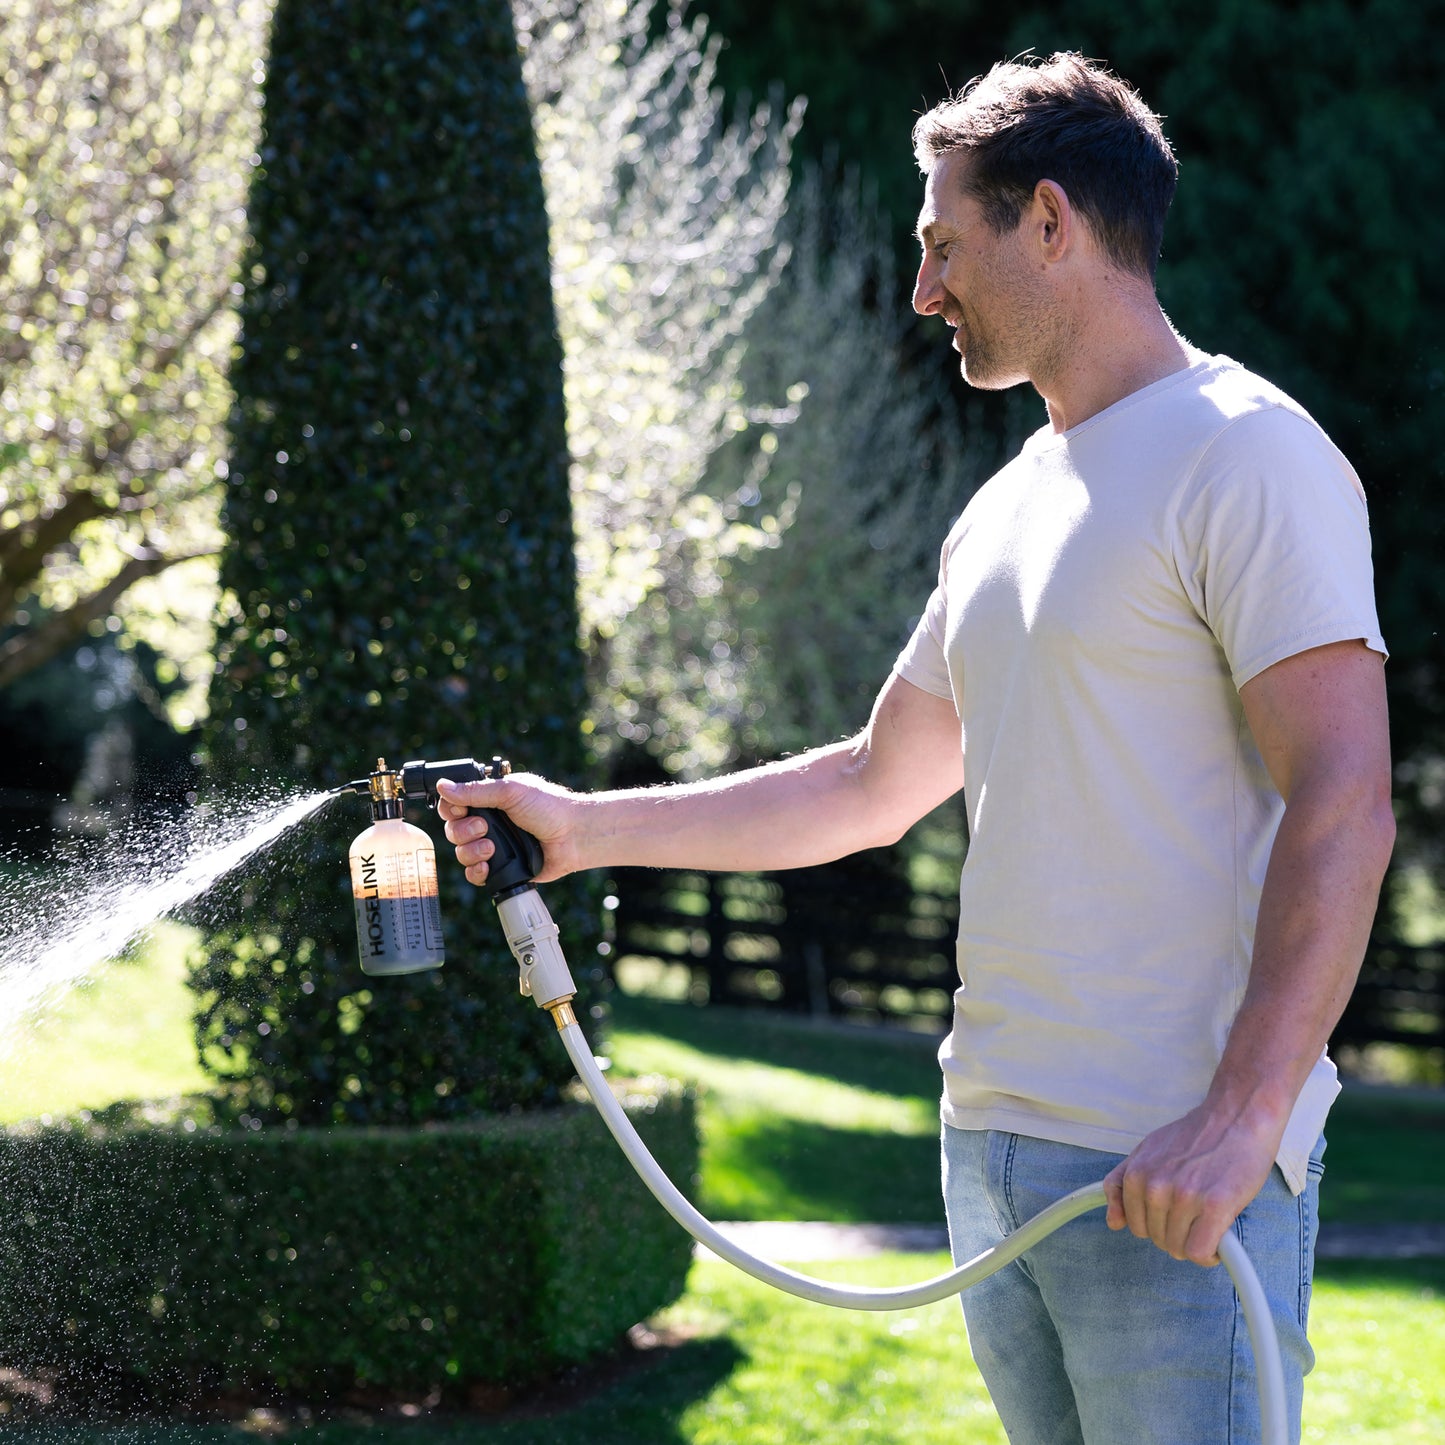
197, 0, 593, 1124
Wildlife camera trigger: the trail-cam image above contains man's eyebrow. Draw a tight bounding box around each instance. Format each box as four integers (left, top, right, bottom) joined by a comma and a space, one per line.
917, 217, 957, 248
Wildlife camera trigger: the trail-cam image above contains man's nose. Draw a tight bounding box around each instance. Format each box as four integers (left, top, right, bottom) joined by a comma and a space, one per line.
913, 253, 944, 316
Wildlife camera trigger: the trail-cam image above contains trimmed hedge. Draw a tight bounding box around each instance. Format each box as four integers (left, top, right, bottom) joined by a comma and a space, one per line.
0, 1083, 696, 1396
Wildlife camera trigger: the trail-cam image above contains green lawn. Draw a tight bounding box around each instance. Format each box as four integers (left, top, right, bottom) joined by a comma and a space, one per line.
6, 1256, 1440, 1442
605, 991, 1445, 1228
1303, 1259, 1445, 1442
0, 921, 212, 1125
606, 994, 945, 1224
0, 945, 1441, 1441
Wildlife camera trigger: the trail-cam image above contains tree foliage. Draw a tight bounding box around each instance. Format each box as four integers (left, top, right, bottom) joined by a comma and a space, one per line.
521, 0, 998, 776
0, 0, 268, 724
196, 0, 593, 1126
681, 0, 1445, 867
710, 165, 1024, 758
517, 0, 804, 775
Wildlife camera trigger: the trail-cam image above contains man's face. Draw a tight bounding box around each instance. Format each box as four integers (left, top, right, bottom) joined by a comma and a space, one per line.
912, 151, 1042, 391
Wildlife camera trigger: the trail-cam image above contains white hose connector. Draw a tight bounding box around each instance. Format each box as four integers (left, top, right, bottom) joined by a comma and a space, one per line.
555, 1016, 1289, 1445
495, 888, 577, 1008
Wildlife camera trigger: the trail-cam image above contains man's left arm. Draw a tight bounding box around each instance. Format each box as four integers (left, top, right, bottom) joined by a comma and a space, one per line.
1104, 638, 1395, 1264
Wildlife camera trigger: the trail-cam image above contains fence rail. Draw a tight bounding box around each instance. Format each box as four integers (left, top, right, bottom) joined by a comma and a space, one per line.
1334, 940, 1445, 1051
610, 864, 1445, 1052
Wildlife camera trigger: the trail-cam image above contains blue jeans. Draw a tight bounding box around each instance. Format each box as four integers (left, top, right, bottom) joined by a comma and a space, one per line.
941, 1125, 1324, 1444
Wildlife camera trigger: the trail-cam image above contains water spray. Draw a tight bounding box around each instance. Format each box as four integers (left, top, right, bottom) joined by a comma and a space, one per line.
337, 754, 1290, 1445
0, 787, 335, 1054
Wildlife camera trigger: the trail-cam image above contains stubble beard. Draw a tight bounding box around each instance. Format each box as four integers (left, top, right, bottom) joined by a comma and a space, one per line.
945, 288, 1030, 393
944, 249, 1059, 393
958, 323, 1017, 390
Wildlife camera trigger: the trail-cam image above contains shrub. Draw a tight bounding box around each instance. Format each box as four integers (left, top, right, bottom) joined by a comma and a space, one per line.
198, 0, 596, 1124
0, 1081, 696, 1396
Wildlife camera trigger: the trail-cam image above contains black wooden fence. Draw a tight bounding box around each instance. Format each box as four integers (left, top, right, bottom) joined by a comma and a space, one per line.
1334, 938, 1445, 1052
609, 862, 1445, 1053
608, 853, 959, 1026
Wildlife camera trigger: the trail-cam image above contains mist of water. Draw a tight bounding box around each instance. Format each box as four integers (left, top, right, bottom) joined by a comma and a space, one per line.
0, 787, 336, 1052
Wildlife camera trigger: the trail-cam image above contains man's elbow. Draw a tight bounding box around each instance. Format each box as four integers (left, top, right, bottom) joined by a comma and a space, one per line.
872, 813, 915, 850
1284, 764, 1396, 894
1364, 785, 1397, 879
1337, 766, 1397, 884
837, 733, 944, 852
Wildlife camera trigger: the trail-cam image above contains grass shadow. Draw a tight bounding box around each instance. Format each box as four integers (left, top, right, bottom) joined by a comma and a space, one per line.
1313, 1255, 1445, 1293
701, 1113, 944, 1223
486, 1334, 748, 1445
1321, 1090, 1445, 1223
0, 1335, 749, 1445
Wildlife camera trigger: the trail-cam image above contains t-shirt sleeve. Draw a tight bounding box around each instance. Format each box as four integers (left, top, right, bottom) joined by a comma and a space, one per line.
1174, 406, 1386, 689
892, 572, 955, 701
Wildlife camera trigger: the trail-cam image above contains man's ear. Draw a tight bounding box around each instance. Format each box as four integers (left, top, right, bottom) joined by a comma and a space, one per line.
1033, 178, 1074, 264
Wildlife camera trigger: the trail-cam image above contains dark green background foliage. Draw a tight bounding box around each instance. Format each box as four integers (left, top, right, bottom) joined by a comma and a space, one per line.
200, 0, 595, 1124
688, 0, 1444, 863
0, 1088, 696, 1395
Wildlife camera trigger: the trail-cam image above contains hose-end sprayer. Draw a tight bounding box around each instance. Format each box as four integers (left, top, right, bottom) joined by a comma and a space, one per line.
335, 756, 575, 1011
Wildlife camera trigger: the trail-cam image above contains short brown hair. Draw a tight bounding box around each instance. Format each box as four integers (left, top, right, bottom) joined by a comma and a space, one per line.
912, 53, 1178, 280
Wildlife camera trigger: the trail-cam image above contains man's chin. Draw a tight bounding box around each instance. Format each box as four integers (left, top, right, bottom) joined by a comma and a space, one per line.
960, 358, 1016, 391
958, 343, 1030, 392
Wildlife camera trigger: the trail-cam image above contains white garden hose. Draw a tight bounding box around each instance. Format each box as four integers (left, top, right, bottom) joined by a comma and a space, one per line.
555, 1009, 1288, 1444
493, 889, 1289, 1445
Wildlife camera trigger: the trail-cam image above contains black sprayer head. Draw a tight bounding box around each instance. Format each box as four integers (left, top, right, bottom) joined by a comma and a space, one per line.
397, 755, 512, 807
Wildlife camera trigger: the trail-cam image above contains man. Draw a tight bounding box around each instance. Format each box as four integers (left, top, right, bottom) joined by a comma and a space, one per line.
440, 53, 1393, 1444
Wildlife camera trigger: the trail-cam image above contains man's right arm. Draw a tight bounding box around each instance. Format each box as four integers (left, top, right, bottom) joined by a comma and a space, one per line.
437, 672, 964, 887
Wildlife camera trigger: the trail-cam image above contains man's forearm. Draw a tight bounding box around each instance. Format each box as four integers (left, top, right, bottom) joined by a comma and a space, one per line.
441, 673, 967, 886
571, 739, 907, 873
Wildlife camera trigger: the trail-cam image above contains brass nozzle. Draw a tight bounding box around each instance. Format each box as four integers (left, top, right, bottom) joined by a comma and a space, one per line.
334, 757, 403, 799
369, 758, 401, 804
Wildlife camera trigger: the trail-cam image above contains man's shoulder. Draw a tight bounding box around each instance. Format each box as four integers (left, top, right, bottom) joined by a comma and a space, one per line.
1191, 352, 1296, 412
1190, 357, 1353, 475
1170, 359, 1366, 531
1138, 356, 1354, 495
1181, 355, 1334, 444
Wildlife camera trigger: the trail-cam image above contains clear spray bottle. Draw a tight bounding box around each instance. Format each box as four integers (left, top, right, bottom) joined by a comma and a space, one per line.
346, 758, 445, 975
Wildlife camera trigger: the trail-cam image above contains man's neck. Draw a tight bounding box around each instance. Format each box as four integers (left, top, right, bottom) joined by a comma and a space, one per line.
1038, 290, 1196, 434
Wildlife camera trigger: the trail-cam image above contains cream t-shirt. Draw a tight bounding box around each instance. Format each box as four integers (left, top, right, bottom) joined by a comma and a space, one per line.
893, 355, 1386, 1193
